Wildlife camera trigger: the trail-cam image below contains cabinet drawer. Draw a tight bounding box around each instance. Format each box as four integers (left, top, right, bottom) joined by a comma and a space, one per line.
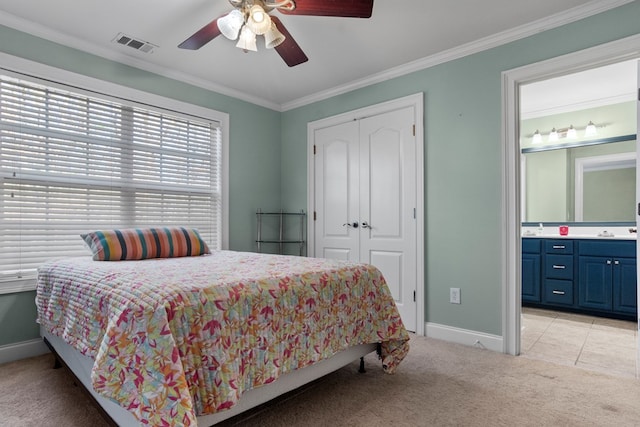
544, 279, 574, 306
544, 255, 573, 280
545, 240, 573, 254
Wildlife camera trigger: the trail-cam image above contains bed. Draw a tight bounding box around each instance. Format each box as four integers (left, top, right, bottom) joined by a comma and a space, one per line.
36, 243, 410, 426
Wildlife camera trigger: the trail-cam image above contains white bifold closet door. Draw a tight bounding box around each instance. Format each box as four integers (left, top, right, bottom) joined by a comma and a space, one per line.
313, 106, 417, 331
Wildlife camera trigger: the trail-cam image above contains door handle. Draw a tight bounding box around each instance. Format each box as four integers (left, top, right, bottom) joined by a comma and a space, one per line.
361, 222, 372, 229
343, 222, 359, 228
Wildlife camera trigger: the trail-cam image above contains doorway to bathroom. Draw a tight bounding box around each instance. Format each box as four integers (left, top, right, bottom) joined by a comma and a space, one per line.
501, 34, 640, 372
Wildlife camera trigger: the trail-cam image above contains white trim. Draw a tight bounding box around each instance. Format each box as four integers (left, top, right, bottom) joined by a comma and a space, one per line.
0, 338, 49, 365
502, 34, 640, 356
521, 93, 637, 120
0, 2, 631, 112
0, 277, 36, 295
425, 322, 504, 353
574, 152, 636, 221
306, 93, 425, 336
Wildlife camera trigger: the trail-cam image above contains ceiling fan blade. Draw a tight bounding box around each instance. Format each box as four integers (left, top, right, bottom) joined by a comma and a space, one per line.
279, 0, 374, 18
271, 16, 308, 67
178, 15, 225, 50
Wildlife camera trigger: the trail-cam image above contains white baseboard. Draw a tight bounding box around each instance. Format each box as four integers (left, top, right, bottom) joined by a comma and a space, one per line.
425, 322, 504, 353
0, 338, 50, 365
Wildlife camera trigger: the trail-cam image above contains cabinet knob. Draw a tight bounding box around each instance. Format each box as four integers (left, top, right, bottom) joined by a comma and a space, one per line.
607, 260, 612, 265
614, 260, 620, 265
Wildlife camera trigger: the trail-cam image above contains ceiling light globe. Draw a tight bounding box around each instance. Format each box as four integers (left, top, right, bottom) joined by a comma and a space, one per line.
236, 26, 258, 52
218, 9, 244, 40
265, 22, 286, 49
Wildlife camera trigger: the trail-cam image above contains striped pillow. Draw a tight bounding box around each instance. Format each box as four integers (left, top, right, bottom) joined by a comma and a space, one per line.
81, 227, 210, 261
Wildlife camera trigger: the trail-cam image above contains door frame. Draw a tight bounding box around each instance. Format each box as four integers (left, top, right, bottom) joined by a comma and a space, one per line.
306, 92, 425, 336
501, 34, 640, 355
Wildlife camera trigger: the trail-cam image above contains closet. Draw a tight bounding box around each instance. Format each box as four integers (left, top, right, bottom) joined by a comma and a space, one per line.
311, 103, 419, 331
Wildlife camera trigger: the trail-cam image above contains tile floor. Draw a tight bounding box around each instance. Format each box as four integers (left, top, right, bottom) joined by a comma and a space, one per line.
520, 307, 638, 379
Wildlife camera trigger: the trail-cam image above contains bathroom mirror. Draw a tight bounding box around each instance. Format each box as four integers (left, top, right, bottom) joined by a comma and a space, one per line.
521, 136, 636, 223
519, 60, 638, 225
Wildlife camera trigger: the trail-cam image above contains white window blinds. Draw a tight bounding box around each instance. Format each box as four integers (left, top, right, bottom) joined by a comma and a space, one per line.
0, 75, 222, 281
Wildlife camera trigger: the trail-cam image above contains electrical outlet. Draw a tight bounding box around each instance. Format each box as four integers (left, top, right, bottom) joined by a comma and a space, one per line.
450, 287, 461, 304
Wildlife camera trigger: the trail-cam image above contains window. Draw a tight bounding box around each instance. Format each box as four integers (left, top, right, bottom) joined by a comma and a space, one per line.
0, 74, 225, 291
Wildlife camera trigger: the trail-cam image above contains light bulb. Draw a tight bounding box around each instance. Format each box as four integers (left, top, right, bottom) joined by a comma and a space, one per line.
532, 130, 542, 145
566, 125, 577, 139
548, 128, 558, 142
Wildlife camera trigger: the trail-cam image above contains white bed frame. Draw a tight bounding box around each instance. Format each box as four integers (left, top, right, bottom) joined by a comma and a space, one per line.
42, 328, 377, 426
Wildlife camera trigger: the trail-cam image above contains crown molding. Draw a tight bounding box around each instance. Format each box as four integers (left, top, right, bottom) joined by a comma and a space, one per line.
0, 0, 633, 112
520, 93, 636, 120
281, 0, 635, 111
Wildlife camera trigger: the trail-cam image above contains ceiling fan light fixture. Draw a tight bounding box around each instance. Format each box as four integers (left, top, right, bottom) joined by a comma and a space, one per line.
246, 5, 272, 35
236, 25, 258, 51
218, 9, 244, 40
264, 22, 286, 48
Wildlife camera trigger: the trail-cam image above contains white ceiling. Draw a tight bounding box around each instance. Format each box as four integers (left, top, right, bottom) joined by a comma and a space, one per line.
0, 0, 632, 111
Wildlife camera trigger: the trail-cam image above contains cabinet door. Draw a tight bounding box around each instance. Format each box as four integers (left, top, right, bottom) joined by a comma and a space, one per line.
578, 256, 612, 311
522, 253, 541, 302
613, 257, 637, 315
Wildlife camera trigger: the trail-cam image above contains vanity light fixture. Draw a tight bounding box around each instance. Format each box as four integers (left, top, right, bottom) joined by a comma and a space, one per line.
529, 121, 601, 144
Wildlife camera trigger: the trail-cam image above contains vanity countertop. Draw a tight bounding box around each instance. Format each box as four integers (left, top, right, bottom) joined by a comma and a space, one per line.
522, 233, 636, 240
522, 226, 637, 240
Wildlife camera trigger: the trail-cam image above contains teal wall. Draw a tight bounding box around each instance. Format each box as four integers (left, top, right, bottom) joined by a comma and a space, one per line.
1, 2, 640, 349
0, 291, 39, 346
281, 2, 640, 335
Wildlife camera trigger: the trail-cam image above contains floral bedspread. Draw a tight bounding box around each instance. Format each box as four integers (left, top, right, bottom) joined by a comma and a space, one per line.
36, 251, 410, 426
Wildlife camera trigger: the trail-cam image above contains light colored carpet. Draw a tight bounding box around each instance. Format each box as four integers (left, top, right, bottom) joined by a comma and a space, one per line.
1, 334, 639, 426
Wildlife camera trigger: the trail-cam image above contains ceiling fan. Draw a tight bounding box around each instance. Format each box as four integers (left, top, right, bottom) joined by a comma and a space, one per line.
178, 0, 374, 67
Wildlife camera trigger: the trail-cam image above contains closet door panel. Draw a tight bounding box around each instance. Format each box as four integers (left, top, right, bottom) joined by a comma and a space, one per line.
359, 107, 417, 324
313, 121, 360, 261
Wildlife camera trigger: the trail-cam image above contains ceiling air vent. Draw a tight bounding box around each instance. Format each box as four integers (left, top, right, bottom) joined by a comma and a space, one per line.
112, 33, 156, 54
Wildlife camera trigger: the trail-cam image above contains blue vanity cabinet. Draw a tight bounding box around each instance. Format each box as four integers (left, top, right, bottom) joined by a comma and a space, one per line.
577, 240, 637, 317
522, 239, 541, 303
